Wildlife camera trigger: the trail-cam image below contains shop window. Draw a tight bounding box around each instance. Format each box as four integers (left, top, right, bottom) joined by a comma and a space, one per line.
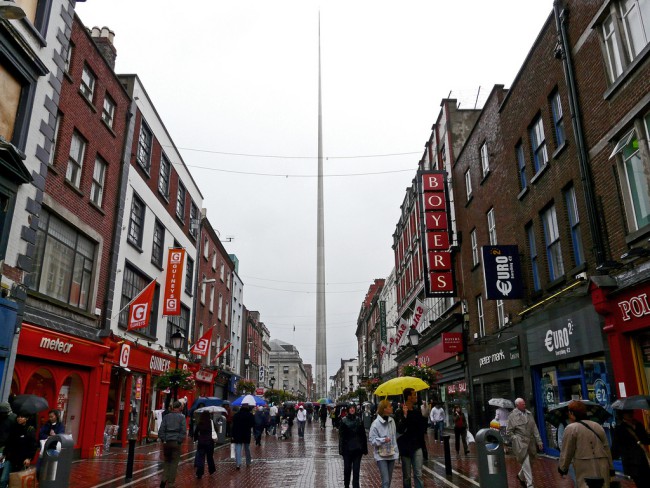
60, 374, 83, 446
118, 264, 159, 336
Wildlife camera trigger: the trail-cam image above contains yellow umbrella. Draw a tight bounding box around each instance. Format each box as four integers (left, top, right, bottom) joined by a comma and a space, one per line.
374, 376, 429, 397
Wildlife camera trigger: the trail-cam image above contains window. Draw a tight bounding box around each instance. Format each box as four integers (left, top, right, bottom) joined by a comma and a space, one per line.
218, 294, 223, 321
136, 121, 153, 173
167, 304, 190, 349
551, 91, 565, 147
269, 365, 275, 374
158, 154, 171, 198
64, 44, 73, 73
464, 169, 472, 201
31, 209, 96, 310
80, 65, 95, 102
200, 274, 207, 305
487, 208, 497, 245
49, 113, 61, 166
212, 252, 217, 270
66, 131, 85, 188
283, 366, 289, 374
176, 183, 186, 221
497, 300, 506, 328
185, 256, 194, 295
476, 295, 485, 337
90, 157, 106, 206
226, 272, 231, 289
118, 264, 158, 335
203, 238, 209, 259
542, 205, 565, 280
127, 194, 145, 247
527, 224, 541, 292
530, 116, 548, 173
189, 202, 199, 239
102, 94, 116, 128
564, 185, 584, 266
620, 0, 650, 59
209, 286, 214, 313
470, 228, 479, 266
151, 219, 165, 267
480, 142, 490, 177
224, 304, 229, 326
516, 143, 527, 191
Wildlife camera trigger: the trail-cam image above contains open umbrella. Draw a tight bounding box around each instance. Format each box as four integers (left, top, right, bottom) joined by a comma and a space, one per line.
11, 394, 49, 415
231, 395, 267, 407
611, 395, 650, 410
317, 398, 333, 405
374, 376, 429, 397
195, 405, 227, 414
488, 398, 514, 409
544, 400, 611, 427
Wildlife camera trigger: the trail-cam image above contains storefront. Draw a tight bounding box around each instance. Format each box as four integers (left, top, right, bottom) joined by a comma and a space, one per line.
524, 296, 613, 454
468, 336, 525, 432
12, 323, 111, 459
195, 369, 216, 397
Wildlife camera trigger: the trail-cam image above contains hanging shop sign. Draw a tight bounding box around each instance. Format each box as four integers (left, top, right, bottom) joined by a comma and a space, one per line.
380, 301, 387, 342
195, 370, 215, 383
447, 381, 467, 395
481, 245, 523, 299
163, 248, 186, 316
442, 332, 463, 353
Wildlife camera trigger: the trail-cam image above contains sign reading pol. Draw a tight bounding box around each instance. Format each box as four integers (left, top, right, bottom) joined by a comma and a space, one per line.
481, 245, 523, 300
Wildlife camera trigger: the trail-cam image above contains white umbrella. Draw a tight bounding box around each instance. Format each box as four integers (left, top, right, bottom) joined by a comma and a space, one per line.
242, 394, 257, 406
488, 398, 514, 409
196, 405, 227, 414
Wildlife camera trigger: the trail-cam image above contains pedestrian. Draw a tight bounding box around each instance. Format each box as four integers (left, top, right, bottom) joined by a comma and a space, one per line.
369, 400, 399, 488
3, 411, 38, 486
611, 409, 650, 488
158, 400, 187, 488
507, 397, 543, 488
338, 404, 367, 488
395, 387, 428, 488
420, 401, 431, 423
0, 402, 16, 488
285, 403, 295, 437
558, 400, 614, 488
269, 403, 279, 435
319, 403, 328, 429
253, 406, 265, 446
192, 411, 216, 479
452, 405, 470, 456
429, 403, 446, 443
231, 403, 254, 469
296, 405, 307, 438
36, 409, 65, 478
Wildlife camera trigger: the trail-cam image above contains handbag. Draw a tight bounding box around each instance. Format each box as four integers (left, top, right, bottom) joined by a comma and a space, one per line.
377, 442, 395, 458
9, 467, 36, 488
211, 419, 218, 441
466, 431, 475, 444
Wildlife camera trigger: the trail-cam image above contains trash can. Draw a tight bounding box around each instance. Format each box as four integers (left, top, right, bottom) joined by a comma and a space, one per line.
39, 434, 74, 488
475, 428, 507, 488
215, 414, 226, 444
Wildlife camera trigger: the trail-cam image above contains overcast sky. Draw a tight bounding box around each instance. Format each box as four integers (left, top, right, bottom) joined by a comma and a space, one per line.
76, 0, 553, 378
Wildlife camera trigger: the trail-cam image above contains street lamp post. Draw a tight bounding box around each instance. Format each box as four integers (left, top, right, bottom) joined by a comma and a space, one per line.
170, 329, 185, 402
407, 327, 421, 366
244, 354, 250, 380
269, 376, 276, 404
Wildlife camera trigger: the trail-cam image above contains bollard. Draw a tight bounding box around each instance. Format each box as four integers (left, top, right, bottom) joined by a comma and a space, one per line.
125, 420, 139, 481
442, 434, 452, 475
584, 478, 605, 488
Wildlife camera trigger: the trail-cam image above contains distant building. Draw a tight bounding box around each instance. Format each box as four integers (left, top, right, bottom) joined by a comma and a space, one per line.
269, 339, 307, 398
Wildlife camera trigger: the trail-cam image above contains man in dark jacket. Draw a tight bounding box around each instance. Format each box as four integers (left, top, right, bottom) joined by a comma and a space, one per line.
231, 405, 255, 469
0, 402, 16, 488
3, 412, 38, 486
158, 401, 187, 487
395, 388, 427, 488
338, 405, 368, 488
612, 410, 650, 487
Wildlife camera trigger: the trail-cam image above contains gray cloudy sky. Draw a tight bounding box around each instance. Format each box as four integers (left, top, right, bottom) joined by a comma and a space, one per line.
76, 0, 552, 377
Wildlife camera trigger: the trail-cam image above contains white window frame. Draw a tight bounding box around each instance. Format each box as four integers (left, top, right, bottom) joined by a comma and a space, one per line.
470, 228, 479, 266
487, 208, 497, 245
497, 300, 506, 328
542, 205, 565, 281
203, 238, 209, 259
200, 274, 206, 305
218, 293, 223, 321
480, 142, 490, 177
465, 168, 472, 201
477, 295, 485, 337
209, 286, 214, 313
176, 183, 186, 221
90, 157, 106, 207
66, 131, 85, 188
212, 251, 217, 270
102, 94, 115, 128
80, 65, 95, 101
220, 263, 225, 281
551, 91, 565, 147
530, 116, 548, 173
49, 113, 61, 166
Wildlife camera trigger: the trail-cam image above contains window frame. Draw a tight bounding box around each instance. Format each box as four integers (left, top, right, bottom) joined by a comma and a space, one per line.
464, 168, 472, 201
185, 256, 194, 295
101, 93, 116, 128
119, 264, 158, 336
65, 131, 86, 189
158, 154, 171, 198
550, 91, 565, 148
90, 156, 106, 207
80, 65, 96, 102
564, 185, 585, 266
487, 208, 497, 245
480, 142, 490, 178
516, 142, 527, 191
470, 228, 479, 266
176, 182, 186, 222
127, 193, 145, 248
476, 295, 485, 337
527, 223, 541, 292
151, 219, 165, 267
542, 205, 565, 281
136, 120, 153, 174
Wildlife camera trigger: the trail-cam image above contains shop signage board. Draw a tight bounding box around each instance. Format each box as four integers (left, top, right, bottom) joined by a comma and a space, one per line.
195, 370, 215, 383
481, 245, 523, 299
442, 332, 463, 352
379, 300, 387, 342
163, 248, 185, 315
468, 337, 521, 376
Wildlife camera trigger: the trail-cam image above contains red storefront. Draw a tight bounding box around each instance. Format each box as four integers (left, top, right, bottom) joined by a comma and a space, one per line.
194, 369, 216, 397
12, 324, 111, 458
591, 280, 650, 400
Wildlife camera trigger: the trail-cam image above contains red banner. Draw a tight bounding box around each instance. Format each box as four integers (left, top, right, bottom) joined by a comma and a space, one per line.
128, 280, 157, 330
163, 248, 185, 315
211, 341, 231, 364
190, 328, 213, 356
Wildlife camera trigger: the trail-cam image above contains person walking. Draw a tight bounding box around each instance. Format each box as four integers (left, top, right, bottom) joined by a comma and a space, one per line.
285, 403, 295, 438
369, 400, 399, 488
338, 404, 367, 488
253, 407, 265, 446
231, 404, 254, 469
192, 411, 216, 479
0, 402, 16, 488
507, 398, 543, 488
395, 388, 428, 488
452, 405, 470, 456
429, 403, 446, 443
269, 403, 279, 435
558, 400, 614, 488
319, 404, 328, 429
296, 405, 307, 438
612, 409, 650, 488
36, 409, 65, 478
2, 411, 38, 486
158, 400, 187, 488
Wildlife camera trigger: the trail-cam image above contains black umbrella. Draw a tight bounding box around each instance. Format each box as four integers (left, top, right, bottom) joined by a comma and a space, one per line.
611, 395, 650, 410
11, 394, 49, 415
544, 400, 611, 427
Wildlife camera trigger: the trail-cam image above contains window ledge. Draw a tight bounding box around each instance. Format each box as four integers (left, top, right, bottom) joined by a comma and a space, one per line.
604, 44, 650, 101
158, 190, 170, 204
151, 260, 164, 271
101, 119, 117, 138
136, 162, 151, 178
47, 163, 59, 175
480, 170, 491, 185
471, 262, 481, 272
79, 91, 97, 113
530, 163, 550, 184
89, 201, 105, 215
546, 274, 567, 292
63, 71, 73, 84
517, 186, 529, 201
624, 224, 650, 246
552, 141, 568, 160
127, 239, 144, 253
64, 179, 84, 197
465, 194, 473, 207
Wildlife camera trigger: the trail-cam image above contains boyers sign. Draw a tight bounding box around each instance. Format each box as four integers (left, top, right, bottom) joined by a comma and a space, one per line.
481, 245, 523, 300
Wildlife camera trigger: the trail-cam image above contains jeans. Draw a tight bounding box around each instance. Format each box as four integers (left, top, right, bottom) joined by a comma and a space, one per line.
234, 443, 251, 467
194, 440, 215, 477
400, 448, 424, 488
433, 421, 444, 441
376, 459, 395, 488
342, 452, 362, 488
298, 420, 306, 437
0, 460, 12, 488
162, 441, 182, 487
454, 426, 468, 454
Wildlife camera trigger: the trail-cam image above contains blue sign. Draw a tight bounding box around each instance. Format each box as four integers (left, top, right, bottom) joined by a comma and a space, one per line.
481, 245, 523, 300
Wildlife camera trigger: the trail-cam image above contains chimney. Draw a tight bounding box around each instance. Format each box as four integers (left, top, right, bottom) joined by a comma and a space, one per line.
90, 26, 117, 70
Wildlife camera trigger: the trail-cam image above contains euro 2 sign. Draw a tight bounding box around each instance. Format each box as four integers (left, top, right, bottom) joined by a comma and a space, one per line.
481, 245, 523, 300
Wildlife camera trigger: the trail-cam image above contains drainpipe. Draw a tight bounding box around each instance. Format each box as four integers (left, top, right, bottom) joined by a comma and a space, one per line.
553, 1, 606, 266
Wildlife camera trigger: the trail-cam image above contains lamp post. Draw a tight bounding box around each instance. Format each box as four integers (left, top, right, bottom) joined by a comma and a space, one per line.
170, 329, 185, 402
407, 327, 421, 366
244, 354, 250, 380
269, 376, 276, 403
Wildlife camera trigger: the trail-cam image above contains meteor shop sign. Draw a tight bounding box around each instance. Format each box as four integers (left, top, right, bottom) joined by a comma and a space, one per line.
481, 245, 523, 300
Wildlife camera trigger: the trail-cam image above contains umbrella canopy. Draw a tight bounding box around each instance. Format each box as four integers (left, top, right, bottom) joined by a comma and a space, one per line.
231, 395, 267, 407
544, 400, 611, 427
612, 395, 650, 410
317, 398, 333, 405
11, 394, 48, 415
374, 376, 429, 397
488, 398, 515, 409
195, 405, 227, 414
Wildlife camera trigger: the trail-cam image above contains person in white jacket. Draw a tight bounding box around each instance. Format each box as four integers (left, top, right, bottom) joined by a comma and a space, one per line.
369, 400, 400, 488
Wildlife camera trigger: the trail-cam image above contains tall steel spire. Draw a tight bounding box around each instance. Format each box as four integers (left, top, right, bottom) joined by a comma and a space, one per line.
315, 12, 328, 399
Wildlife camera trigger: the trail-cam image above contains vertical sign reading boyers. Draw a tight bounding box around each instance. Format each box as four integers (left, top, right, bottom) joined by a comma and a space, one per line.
420, 171, 455, 296
163, 248, 185, 315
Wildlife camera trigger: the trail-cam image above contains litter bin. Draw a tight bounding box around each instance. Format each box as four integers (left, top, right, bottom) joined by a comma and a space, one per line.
475, 428, 507, 488
39, 434, 74, 488
215, 414, 226, 444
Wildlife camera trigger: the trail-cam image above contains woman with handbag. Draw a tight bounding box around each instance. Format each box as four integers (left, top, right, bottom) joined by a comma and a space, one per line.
369, 400, 399, 488
192, 411, 216, 479
612, 410, 650, 488
338, 404, 368, 488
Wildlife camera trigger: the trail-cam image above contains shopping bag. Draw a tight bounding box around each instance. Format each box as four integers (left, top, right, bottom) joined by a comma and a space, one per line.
211, 420, 218, 441
230, 443, 236, 459
466, 431, 475, 444
9, 467, 36, 488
